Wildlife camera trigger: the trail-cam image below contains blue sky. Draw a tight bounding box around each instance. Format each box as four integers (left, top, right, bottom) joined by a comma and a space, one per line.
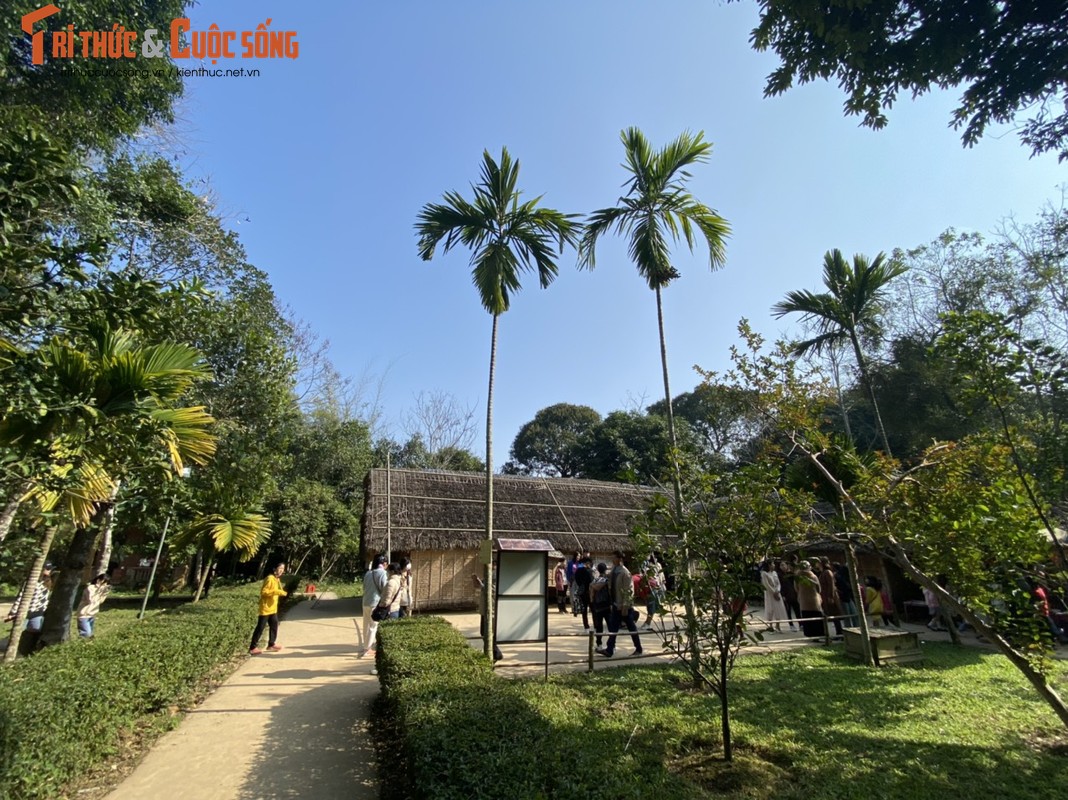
171, 0, 1064, 467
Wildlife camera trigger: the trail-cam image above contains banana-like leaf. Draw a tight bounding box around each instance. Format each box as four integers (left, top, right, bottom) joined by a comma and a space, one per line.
151, 406, 217, 471
178, 512, 271, 562
24, 462, 116, 527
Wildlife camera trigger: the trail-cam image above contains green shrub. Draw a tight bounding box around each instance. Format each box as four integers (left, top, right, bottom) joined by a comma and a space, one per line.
0, 585, 262, 800
375, 618, 694, 800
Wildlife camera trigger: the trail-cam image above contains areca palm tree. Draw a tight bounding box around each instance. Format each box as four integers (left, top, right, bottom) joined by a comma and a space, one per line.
416, 148, 579, 658
579, 127, 730, 511
772, 249, 907, 456
0, 325, 216, 655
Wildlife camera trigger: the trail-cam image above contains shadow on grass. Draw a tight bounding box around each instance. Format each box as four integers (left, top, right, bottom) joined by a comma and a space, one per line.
533, 644, 1068, 799
724, 646, 1068, 800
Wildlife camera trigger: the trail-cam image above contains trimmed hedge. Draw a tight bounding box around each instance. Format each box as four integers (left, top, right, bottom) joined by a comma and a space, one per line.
375, 617, 552, 800
0, 585, 263, 800
376, 618, 696, 800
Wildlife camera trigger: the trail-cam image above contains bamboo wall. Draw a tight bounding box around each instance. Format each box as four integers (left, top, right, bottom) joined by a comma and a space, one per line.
410, 548, 480, 612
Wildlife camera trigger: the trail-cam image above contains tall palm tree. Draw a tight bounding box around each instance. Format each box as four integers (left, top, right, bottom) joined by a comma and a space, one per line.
772, 249, 906, 456
416, 148, 578, 659
579, 127, 730, 511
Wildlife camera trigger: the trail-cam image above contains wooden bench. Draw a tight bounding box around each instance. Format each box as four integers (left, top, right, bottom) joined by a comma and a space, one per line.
842, 626, 923, 666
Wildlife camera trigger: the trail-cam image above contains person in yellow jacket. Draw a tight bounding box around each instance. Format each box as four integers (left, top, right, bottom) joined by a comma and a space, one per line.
249, 562, 288, 655
864, 575, 885, 628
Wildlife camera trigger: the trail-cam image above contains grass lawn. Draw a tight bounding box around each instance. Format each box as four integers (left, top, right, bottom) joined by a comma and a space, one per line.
528, 643, 1068, 799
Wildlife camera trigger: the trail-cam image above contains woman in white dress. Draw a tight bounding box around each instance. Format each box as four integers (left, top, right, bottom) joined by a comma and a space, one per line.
760, 559, 788, 632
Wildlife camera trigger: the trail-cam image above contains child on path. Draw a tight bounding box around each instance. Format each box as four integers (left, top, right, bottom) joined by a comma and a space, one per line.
249, 562, 287, 655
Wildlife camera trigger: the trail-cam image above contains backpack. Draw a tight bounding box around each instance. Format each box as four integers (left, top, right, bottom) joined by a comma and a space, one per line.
591, 579, 610, 610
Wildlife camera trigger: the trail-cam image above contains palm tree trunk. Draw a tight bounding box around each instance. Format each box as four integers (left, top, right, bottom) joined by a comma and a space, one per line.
655, 286, 683, 510
849, 330, 892, 456
192, 554, 214, 603
40, 511, 108, 648
483, 313, 498, 660
828, 346, 854, 442
92, 480, 122, 576
3, 525, 57, 663
654, 287, 702, 686
0, 479, 32, 544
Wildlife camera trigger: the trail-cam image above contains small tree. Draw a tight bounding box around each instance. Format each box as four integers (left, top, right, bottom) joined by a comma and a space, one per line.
635, 460, 809, 761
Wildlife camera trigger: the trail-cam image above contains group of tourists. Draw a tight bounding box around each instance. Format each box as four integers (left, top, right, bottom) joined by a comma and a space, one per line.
4, 563, 112, 656
759, 555, 889, 637
553, 550, 667, 653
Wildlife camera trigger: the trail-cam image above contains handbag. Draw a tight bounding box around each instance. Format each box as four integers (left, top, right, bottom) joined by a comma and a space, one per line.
371, 605, 389, 621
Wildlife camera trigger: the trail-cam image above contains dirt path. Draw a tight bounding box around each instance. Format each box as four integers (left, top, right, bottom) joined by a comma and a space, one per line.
105, 594, 379, 800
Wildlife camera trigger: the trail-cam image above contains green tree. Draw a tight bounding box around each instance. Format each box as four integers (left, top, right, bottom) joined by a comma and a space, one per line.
747, 0, 1068, 159
772, 249, 906, 455
866, 333, 982, 459
0, 325, 216, 655
647, 383, 760, 470
580, 410, 678, 485
635, 460, 809, 761
2, 0, 187, 151
0, 122, 98, 347
416, 148, 579, 658
580, 128, 730, 511
505, 402, 602, 477
723, 321, 1068, 729
265, 478, 358, 578
173, 276, 296, 566
934, 310, 1068, 559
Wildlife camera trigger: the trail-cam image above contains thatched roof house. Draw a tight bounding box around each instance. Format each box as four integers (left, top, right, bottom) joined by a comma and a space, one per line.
359, 468, 667, 611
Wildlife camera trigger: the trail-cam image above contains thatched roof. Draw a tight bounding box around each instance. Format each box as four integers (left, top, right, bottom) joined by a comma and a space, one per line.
360, 468, 668, 554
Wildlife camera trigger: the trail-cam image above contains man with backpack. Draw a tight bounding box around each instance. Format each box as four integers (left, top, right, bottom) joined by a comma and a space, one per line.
588, 562, 611, 649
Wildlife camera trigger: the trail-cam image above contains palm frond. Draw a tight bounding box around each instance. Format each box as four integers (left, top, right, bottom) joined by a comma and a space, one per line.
179, 512, 271, 562
416, 147, 576, 316
25, 461, 116, 527
582, 127, 728, 285
578, 205, 630, 269
151, 405, 217, 471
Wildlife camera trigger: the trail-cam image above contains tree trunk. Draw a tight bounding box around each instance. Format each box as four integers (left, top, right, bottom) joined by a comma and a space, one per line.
720, 642, 732, 762
483, 313, 498, 660
655, 286, 683, 511
849, 330, 892, 456
884, 536, 1068, 728
39, 513, 107, 648
844, 539, 875, 666
655, 286, 702, 687
92, 480, 122, 576
0, 479, 32, 544
3, 525, 57, 663
192, 554, 214, 603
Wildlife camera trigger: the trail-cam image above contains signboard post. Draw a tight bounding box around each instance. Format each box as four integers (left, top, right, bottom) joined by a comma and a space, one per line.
495, 538, 553, 675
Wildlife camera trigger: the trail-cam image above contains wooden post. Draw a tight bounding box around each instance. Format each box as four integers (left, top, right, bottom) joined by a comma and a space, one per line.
845, 539, 874, 667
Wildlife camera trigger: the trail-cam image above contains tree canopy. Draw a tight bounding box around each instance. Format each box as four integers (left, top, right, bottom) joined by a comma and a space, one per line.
748, 0, 1068, 159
